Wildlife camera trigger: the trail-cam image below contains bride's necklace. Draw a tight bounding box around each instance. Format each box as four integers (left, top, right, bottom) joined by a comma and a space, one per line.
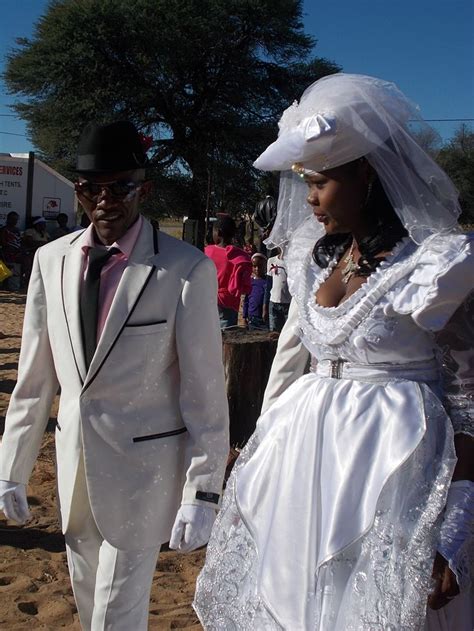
340, 240, 360, 284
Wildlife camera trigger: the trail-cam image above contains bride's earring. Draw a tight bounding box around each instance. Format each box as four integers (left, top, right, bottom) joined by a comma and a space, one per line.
362, 180, 373, 209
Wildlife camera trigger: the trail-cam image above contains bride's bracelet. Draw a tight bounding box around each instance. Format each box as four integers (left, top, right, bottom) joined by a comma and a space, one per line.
437, 479, 474, 591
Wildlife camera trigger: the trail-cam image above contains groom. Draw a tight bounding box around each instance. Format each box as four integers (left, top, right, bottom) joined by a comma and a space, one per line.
0, 121, 229, 630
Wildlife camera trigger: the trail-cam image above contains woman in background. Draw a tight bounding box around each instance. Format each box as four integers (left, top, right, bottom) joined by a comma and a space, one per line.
205, 215, 252, 329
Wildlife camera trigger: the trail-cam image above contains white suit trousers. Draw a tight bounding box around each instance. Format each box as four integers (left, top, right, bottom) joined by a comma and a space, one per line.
65, 456, 160, 631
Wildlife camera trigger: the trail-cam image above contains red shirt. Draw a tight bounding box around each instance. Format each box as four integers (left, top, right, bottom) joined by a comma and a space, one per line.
205, 244, 252, 311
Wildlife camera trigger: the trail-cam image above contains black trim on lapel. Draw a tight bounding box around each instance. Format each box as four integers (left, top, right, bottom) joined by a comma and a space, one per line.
82, 264, 156, 393
61, 256, 84, 386
81, 224, 160, 393
69, 230, 85, 244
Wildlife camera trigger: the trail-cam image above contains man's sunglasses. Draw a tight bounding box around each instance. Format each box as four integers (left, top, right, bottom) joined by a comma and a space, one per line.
75, 179, 142, 200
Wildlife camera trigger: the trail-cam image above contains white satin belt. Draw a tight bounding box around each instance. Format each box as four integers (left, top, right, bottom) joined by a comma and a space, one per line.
314, 358, 439, 383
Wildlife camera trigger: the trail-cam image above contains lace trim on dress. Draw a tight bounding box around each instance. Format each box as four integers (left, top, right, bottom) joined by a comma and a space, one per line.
436, 290, 474, 437
317, 415, 454, 630
286, 226, 473, 347
194, 391, 457, 631
309, 236, 412, 318
292, 233, 415, 347
439, 488, 474, 593
193, 431, 282, 631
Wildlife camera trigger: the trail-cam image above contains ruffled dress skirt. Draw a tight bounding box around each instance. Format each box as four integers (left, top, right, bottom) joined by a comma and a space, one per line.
194, 370, 472, 630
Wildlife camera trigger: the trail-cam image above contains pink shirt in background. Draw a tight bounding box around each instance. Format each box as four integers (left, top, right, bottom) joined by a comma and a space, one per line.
205, 244, 252, 311
78, 215, 143, 341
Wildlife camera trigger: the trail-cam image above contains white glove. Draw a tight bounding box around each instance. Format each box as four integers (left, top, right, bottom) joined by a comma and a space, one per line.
169, 504, 216, 553
0, 480, 31, 524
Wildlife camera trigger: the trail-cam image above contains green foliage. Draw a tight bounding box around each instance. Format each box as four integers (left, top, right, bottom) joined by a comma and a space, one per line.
438, 124, 474, 225
4, 0, 340, 239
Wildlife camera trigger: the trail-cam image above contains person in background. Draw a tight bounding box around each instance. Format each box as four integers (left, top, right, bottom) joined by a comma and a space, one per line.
22, 216, 50, 285
243, 253, 269, 330
205, 215, 252, 328
253, 194, 277, 257
243, 235, 257, 256
0, 211, 23, 291
266, 247, 291, 332
51, 212, 72, 240
23, 216, 49, 250
0, 120, 229, 631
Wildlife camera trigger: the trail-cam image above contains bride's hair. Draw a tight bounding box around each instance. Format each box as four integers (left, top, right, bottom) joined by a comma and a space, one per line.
312, 162, 408, 275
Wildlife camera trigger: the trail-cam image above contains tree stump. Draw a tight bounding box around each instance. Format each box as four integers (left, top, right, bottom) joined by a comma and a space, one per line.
222, 328, 278, 447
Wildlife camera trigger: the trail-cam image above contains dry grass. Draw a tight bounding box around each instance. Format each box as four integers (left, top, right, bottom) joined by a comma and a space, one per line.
159, 219, 183, 240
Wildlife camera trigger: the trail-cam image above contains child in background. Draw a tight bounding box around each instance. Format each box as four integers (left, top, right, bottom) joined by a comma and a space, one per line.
266, 247, 291, 332
243, 253, 270, 330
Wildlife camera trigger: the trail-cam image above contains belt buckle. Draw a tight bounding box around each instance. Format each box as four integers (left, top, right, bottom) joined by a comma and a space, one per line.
330, 359, 344, 379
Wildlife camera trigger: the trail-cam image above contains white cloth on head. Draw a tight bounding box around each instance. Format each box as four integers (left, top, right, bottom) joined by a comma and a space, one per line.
253, 73, 461, 248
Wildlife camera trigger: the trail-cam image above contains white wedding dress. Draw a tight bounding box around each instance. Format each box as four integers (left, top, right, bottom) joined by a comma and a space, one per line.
194, 219, 474, 631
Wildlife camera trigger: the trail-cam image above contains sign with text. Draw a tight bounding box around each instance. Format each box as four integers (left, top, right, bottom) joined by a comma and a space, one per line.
0, 154, 77, 230
0, 161, 26, 226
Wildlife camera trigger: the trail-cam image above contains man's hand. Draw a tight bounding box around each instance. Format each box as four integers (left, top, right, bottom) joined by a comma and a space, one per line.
0, 480, 31, 524
169, 504, 216, 553
427, 552, 460, 610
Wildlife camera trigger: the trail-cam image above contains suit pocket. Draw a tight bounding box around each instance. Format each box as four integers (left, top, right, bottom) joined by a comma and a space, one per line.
132, 427, 187, 443
122, 321, 168, 336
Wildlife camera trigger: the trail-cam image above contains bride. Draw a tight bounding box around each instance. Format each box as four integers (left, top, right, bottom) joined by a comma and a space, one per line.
194, 74, 474, 630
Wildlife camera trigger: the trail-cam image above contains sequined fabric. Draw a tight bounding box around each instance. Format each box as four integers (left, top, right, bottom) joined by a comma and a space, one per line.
194, 222, 474, 630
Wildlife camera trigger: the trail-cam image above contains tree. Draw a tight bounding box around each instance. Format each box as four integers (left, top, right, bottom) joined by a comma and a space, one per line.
410, 124, 441, 159
4, 0, 340, 246
438, 124, 474, 225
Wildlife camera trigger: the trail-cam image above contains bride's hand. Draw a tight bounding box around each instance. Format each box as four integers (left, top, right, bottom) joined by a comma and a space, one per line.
427, 552, 460, 610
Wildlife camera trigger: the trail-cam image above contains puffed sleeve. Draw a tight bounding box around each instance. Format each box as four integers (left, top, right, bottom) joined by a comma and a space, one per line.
390, 233, 474, 332
436, 291, 474, 437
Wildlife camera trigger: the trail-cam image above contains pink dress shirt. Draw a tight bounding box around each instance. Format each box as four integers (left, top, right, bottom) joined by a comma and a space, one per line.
78, 215, 143, 342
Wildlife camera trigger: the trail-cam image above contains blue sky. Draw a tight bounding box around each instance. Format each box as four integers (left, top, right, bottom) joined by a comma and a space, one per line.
0, 0, 472, 153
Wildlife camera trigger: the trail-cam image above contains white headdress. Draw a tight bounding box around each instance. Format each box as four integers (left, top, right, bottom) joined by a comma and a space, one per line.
254, 73, 461, 248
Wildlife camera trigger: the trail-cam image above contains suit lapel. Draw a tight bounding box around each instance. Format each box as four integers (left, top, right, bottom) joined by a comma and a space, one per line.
83, 219, 157, 391
61, 233, 88, 383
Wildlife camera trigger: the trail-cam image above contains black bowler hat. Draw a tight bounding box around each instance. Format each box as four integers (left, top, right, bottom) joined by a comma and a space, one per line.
76, 121, 148, 174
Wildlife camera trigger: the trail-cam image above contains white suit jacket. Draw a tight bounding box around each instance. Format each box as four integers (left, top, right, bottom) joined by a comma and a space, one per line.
0, 218, 229, 549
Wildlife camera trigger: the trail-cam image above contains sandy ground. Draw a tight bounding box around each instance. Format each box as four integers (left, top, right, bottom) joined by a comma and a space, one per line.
0, 290, 204, 630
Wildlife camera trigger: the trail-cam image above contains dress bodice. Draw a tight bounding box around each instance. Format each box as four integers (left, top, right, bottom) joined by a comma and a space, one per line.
287, 218, 474, 368
295, 238, 436, 365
